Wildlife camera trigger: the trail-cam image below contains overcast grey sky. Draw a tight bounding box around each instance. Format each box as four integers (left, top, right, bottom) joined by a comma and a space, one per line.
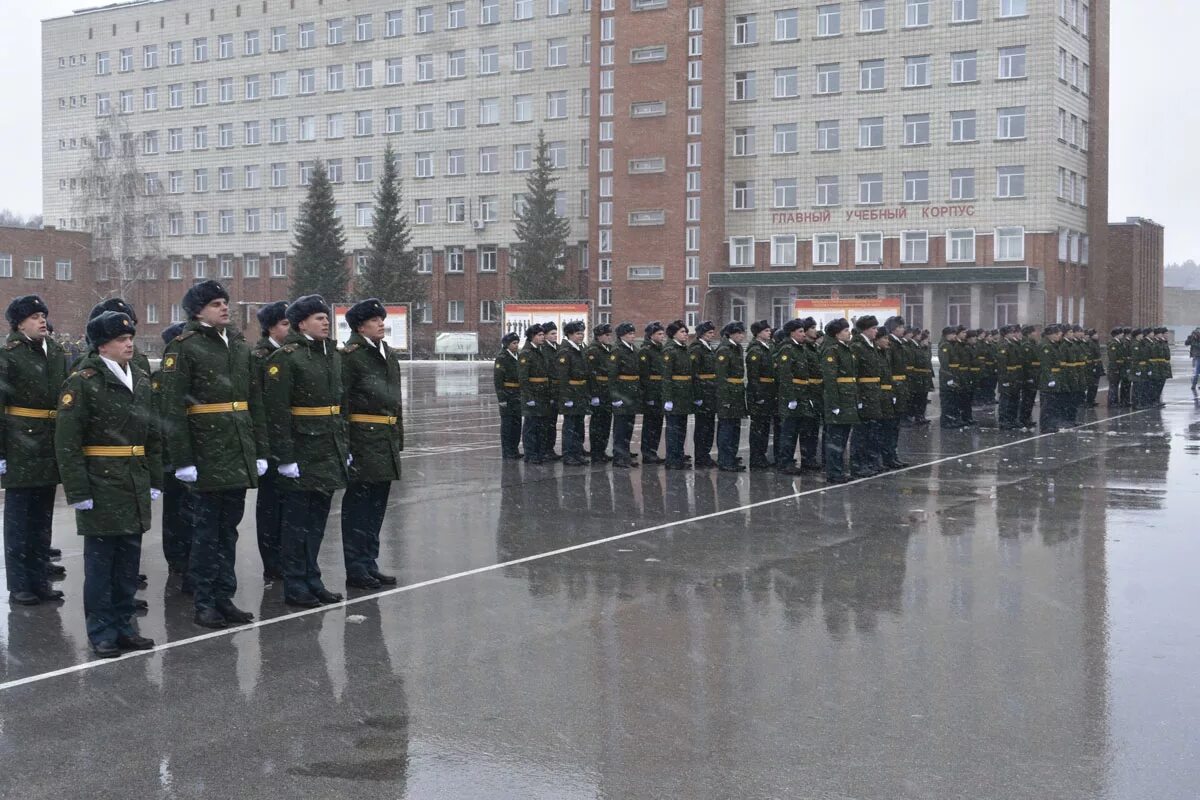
5, 0, 1196, 262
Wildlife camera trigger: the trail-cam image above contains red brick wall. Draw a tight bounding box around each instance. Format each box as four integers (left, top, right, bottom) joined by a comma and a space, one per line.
0, 226, 95, 341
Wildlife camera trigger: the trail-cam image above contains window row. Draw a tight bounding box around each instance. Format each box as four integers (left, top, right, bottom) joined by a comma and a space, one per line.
731, 107, 1029, 155
93, 1, 578, 75
1056, 47, 1091, 93
733, 48, 1027, 100
1056, 168, 1089, 207
0, 255, 73, 281
732, 0, 1030, 45
728, 227, 1028, 268
730, 167, 1027, 209
1057, 108, 1090, 149
160, 254, 291, 281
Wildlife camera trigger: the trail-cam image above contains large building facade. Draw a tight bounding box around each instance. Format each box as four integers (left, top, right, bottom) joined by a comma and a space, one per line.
1107, 216, 1164, 329
43, 0, 1107, 350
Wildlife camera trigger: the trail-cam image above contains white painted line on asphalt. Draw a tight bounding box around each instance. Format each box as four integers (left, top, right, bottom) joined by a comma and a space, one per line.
0, 402, 1169, 694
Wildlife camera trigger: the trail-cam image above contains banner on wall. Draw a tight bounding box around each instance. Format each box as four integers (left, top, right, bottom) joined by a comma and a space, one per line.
793, 298, 903, 329
502, 302, 591, 339
333, 304, 409, 351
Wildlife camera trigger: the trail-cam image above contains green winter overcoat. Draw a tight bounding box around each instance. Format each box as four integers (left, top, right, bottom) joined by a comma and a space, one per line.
0, 333, 69, 488
341, 333, 404, 484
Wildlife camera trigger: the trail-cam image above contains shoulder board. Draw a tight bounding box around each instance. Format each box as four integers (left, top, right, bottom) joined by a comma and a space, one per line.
177, 330, 198, 341
4, 341, 20, 351
79, 368, 100, 379
252, 347, 271, 358
281, 343, 300, 353
343, 343, 361, 354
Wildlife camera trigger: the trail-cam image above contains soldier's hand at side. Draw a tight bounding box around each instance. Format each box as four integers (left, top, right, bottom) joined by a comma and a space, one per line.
693, 399, 703, 407
590, 397, 600, 407
0, 459, 6, 476
150, 488, 162, 501
787, 400, 798, 410
947, 379, 956, 386
857, 403, 863, 409
646, 400, 656, 407
832, 408, 840, 416
256, 459, 268, 476
663, 401, 674, 412
612, 400, 623, 408
526, 400, 536, 407
175, 465, 198, 483
563, 400, 574, 408
1048, 381, 1056, 387
70, 499, 94, 511
278, 462, 300, 479
498, 401, 507, 407
346, 454, 354, 467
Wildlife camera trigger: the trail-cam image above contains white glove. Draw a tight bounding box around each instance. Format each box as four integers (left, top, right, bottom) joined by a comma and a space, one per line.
498, 401, 507, 407
787, 400, 798, 410
278, 462, 300, 478
947, 379, 956, 387
646, 400, 656, 407
346, 454, 354, 467
693, 399, 703, 407
564, 400, 574, 408
526, 400, 536, 406
1048, 381, 1056, 388
832, 408, 840, 416
1001, 382, 1011, 388
150, 488, 162, 501
175, 465, 198, 483
612, 400, 623, 408
71, 499, 94, 511
857, 403, 863, 409
664, 401, 674, 412
756, 399, 765, 405
590, 397, 600, 407
0, 459, 6, 476
256, 459, 268, 477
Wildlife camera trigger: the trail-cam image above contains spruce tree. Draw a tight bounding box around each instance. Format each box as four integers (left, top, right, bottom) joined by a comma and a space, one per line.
291, 159, 348, 300
511, 130, 572, 300
361, 144, 424, 303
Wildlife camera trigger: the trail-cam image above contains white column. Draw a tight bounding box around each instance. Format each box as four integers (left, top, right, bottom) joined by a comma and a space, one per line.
970, 284, 983, 328
923, 284, 935, 329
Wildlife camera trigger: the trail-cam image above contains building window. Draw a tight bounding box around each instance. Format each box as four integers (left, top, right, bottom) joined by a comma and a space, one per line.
998, 46, 1027, 79
774, 9, 799, 41
856, 233, 883, 264
952, 0, 979, 22
996, 165, 1025, 198
773, 179, 798, 209
734, 72, 756, 101
733, 127, 755, 156
905, 56, 931, 88
356, 203, 372, 228
948, 229, 975, 261
997, 106, 1026, 139
903, 171, 929, 202
816, 176, 840, 206
859, 60, 885, 91
901, 231, 928, 263
729, 237, 755, 267
479, 247, 498, 272
415, 199, 433, 224
774, 123, 800, 154
859, 116, 884, 148
733, 14, 757, 45
904, 113, 930, 145
771, 235, 797, 266
54, 259, 72, 280
446, 301, 465, 323
816, 63, 841, 95
995, 226, 1024, 260
446, 247, 464, 273
774, 67, 799, 98
858, 174, 883, 205
813, 233, 840, 265
598, 287, 612, 307
946, 294, 970, 327
905, 0, 930, 27
950, 168, 976, 200
950, 110, 977, 143
995, 293, 1019, 326
817, 4, 842, 36
732, 182, 756, 210
860, 0, 886, 31
951, 51, 978, 83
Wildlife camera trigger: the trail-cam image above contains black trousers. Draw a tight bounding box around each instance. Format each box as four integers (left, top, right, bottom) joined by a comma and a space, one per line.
255, 470, 284, 577
612, 414, 635, 462
748, 414, 774, 466
940, 388, 962, 426
776, 416, 800, 469
958, 390, 975, 423
3, 485, 55, 595
188, 489, 245, 612
665, 414, 688, 466
1132, 379, 1153, 410
1039, 392, 1063, 433
282, 489, 333, 599
341, 481, 391, 581
879, 418, 900, 466
83, 534, 142, 646
850, 420, 881, 475
589, 408, 612, 457
499, 414, 522, 458
693, 412, 716, 462
1119, 378, 1132, 407
522, 415, 544, 462
640, 405, 663, 457
1020, 387, 1038, 426
824, 423, 854, 480
799, 416, 821, 465
562, 415, 586, 460
998, 391, 1022, 428
716, 418, 742, 468
1107, 376, 1123, 407
541, 413, 559, 457
162, 472, 193, 572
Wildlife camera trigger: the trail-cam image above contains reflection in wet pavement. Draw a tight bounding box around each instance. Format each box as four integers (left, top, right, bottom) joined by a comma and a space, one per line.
0, 361, 1198, 798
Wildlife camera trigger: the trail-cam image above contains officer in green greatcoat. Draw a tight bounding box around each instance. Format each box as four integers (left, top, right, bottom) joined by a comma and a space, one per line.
340, 299, 404, 590
714, 321, 747, 472
638, 322, 667, 464
555, 320, 591, 466
995, 325, 1025, 430
849, 315, 885, 478
774, 318, 812, 476
874, 328, 902, 467
263, 295, 350, 608
518, 325, 552, 464
1038, 324, 1069, 431
1019, 325, 1041, 428
539, 321, 562, 461
744, 320, 776, 470
608, 322, 642, 468
250, 301, 289, 581
55, 311, 162, 658
87, 298, 152, 377
153, 322, 190, 583
820, 318, 859, 484
1106, 327, 1129, 409
660, 320, 693, 470
689, 321, 720, 469
585, 323, 615, 463
161, 279, 267, 629
799, 318, 825, 470
1, 295, 69, 605
494, 332, 523, 459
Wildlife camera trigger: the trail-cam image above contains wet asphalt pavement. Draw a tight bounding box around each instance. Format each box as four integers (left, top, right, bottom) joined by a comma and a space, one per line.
1, 359, 1198, 799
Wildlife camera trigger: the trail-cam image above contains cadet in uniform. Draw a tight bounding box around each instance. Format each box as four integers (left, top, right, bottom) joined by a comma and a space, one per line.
874, 328, 905, 469
938, 327, 964, 428
774, 319, 811, 476
689, 321, 719, 469
714, 322, 747, 472
555, 320, 590, 466
744, 320, 777, 470
995, 325, 1025, 430
879, 321, 908, 468
1038, 324, 1068, 432
87, 298, 152, 376
55, 311, 162, 658
1019, 325, 1041, 428
250, 301, 289, 580
608, 322, 642, 468
849, 316, 884, 478
638, 322, 666, 464
153, 322, 190, 583
494, 332, 523, 459
1086, 329, 1103, 407
1106, 327, 1129, 409
1, 296, 68, 605
586, 323, 614, 463
821, 319, 859, 484
799, 318, 825, 471
518, 325, 551, 464
263, 295, 349, 607
660, 320, 693, 470
161, 280, 266, 629
340, 299, 404, 590
539, 322, 562, 461
1151, 327, 1171, 404
910, 330, 933, 425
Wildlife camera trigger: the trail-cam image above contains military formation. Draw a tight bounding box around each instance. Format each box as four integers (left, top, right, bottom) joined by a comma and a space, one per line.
500, 317, 1177, 481
0, 284, 404, 659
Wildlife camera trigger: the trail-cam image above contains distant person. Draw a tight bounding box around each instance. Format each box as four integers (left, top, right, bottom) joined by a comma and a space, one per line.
1186, 327, 1200, 392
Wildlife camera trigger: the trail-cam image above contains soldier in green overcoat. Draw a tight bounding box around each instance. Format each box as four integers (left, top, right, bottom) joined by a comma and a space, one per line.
660, 320, 693, 470
744, 320, 776, 470
799, 318, 825, 469
820, 318, 859, 484
774, 318, 812, 476
637, 322, 667, 464
153, 322, 191, 583
1019, 325, 1041, 428
555, 320, 591, 466
87, 298, 153, 377
1106, 327, 1129, 409
539, 321, 561, 460
1, 296, 69, 605
607, 322, 642, 468
494, 332, 523, 459
340, 299, 404, 590
518, 325, 552, 464
263, 295, 350, 607
879, 318, 909, 468
689, 321, 720, 469
995, 325, 1026, 430
714, 322, 747, 472
585, 323, 615, 463
161, 279, 266, 629
849, 315, 885, 477
1038, 324, 1069, 431
55, 311, 162, 658
250, 301, 289, 580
